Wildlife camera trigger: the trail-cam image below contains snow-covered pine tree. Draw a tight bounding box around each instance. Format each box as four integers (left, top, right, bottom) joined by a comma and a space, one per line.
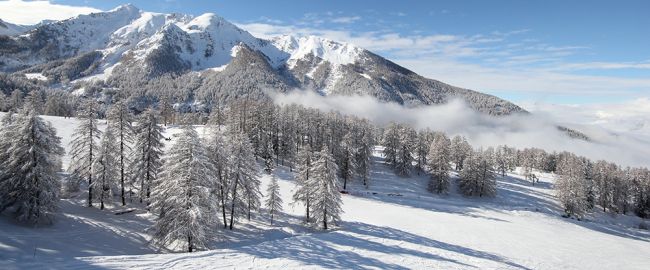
451, 135, 471, 170
9, 89, 23, 111
159, 97, 174, 126
355, 122, 373, 188
130, 109, 164, 204
555, 152, 589, 218
23, 90, 44, 114
593, 160, 617, 212
107, 100, 134, 206
150, 126, 217, 253
265, 175, 283, 225
495, 145, 510, 177
381, 122, 400, 166
612, 167, 631, 214
263, 142, 275, 174
427, 132, 451, 194
206, 124, 231, 228
458, 150, 497, 197
339, 132, 357, 190
630, 167, 650, 218
0, 94, 7, 112
92, 126, 119, 210
0, 110, 64, 224
226, 131, 260, 230
310, 147, 343, 230
293, 145, 314, 222
394, 125, 416, 176
68, 100, 102, 206
415, 130, 432, 175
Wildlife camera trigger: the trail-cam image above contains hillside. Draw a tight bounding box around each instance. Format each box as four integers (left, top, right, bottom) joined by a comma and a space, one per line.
1, 114, 648, 270
0, 4, 523, 116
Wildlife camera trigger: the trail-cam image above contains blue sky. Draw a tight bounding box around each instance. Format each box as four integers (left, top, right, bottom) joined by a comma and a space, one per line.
1, 0, 649, 105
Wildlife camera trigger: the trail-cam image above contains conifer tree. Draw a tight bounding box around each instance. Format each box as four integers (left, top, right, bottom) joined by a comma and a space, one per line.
427, 132, 451, 194
451, 135, 471, 170
265, 175, 283, 225
150, 126, 217, 253
92, 127, 119, 210
0, 110, 64, 224
131, 109, 164, 204
394, 126, 416, 176
226, 131, 260, 230
339, 132, 356, 190
355, 124, 373, 188
68, 100, 102, 206
556, 152, 589, 218
107, 100, 134, 206
382, 122, 400, 166
459, 150, 497, 197
206, 124, 230, 228
310, 147, 343, 230
293, 146, 314, 222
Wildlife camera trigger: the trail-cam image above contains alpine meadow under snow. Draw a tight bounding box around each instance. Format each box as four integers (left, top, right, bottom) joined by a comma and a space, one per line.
1, 2, 650, 270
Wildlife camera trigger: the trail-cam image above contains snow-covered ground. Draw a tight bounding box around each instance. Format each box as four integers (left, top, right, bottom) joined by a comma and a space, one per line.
1, 114, 649, 269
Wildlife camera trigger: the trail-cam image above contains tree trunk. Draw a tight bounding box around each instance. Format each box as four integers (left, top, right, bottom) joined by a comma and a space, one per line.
120, 119, 126, 206
229, 176, 239, 230
323, 208, 327, 230
220, 186, 227, 228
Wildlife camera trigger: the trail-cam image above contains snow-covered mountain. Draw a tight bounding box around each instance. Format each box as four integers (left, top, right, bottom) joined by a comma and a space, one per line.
0, 4, 524, 115
0, 19, 34, 36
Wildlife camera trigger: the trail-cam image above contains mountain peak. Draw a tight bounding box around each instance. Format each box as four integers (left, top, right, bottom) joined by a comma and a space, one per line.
272, 34, 363, 66
110, 3, 140, 14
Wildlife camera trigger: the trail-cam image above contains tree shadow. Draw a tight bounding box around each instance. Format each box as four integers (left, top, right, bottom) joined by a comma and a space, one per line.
230, 220, 531, 269
0, 199, 155, 268
564, 215, 650, 243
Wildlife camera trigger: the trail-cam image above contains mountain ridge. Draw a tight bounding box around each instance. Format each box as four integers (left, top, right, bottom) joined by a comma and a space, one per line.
0, 4, 525, 116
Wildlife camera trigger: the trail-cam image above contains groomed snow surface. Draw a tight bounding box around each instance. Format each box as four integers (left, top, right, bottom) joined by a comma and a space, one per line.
1, 115, 649, 270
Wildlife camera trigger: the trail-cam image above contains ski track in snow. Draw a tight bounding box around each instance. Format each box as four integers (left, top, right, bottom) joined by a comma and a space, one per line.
1, 114, 649, 270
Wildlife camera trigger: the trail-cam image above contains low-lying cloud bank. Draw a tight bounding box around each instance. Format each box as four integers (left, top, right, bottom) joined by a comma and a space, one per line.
271, 90, 650, 167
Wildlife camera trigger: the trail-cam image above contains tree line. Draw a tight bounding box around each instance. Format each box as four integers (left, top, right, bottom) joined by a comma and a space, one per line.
1, 91, 649, 252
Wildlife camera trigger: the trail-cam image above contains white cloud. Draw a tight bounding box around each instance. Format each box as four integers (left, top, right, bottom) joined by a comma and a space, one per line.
331, 16, 361, 24
522, 98, 650, 138
272, 91, 650, 167
0, 0, 101, 25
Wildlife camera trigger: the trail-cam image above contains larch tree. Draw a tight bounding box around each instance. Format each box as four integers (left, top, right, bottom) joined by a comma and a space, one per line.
92, 126, 119, 210
206, 124, 231, 228
265, 175, 283, 225
0, 110, 64, 224
394, 125, 416, 177
310, 147, 343, 230
427, 132, 451, 194
130, 109, 164, 204
459, 150, 497, 197
415, 130, 432, 175
555, 152, 589, 218
150, 126, 217, 253
226, 131, 259, 230
107, 100, 134, 206
494, 145, 510, 177
451, 135, 471, 171
293, 146, 314, 222
339, 132, 357, 190
381, 122, 400, 166
68, 100, 102, 207
355, 123, 373, 188
593, 160, 617, 212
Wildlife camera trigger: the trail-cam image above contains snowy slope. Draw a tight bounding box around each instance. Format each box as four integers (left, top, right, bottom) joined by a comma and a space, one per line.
1, 114, 649, 270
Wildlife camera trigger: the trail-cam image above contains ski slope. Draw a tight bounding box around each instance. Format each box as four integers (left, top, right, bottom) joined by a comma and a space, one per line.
1, 114, 649, 269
